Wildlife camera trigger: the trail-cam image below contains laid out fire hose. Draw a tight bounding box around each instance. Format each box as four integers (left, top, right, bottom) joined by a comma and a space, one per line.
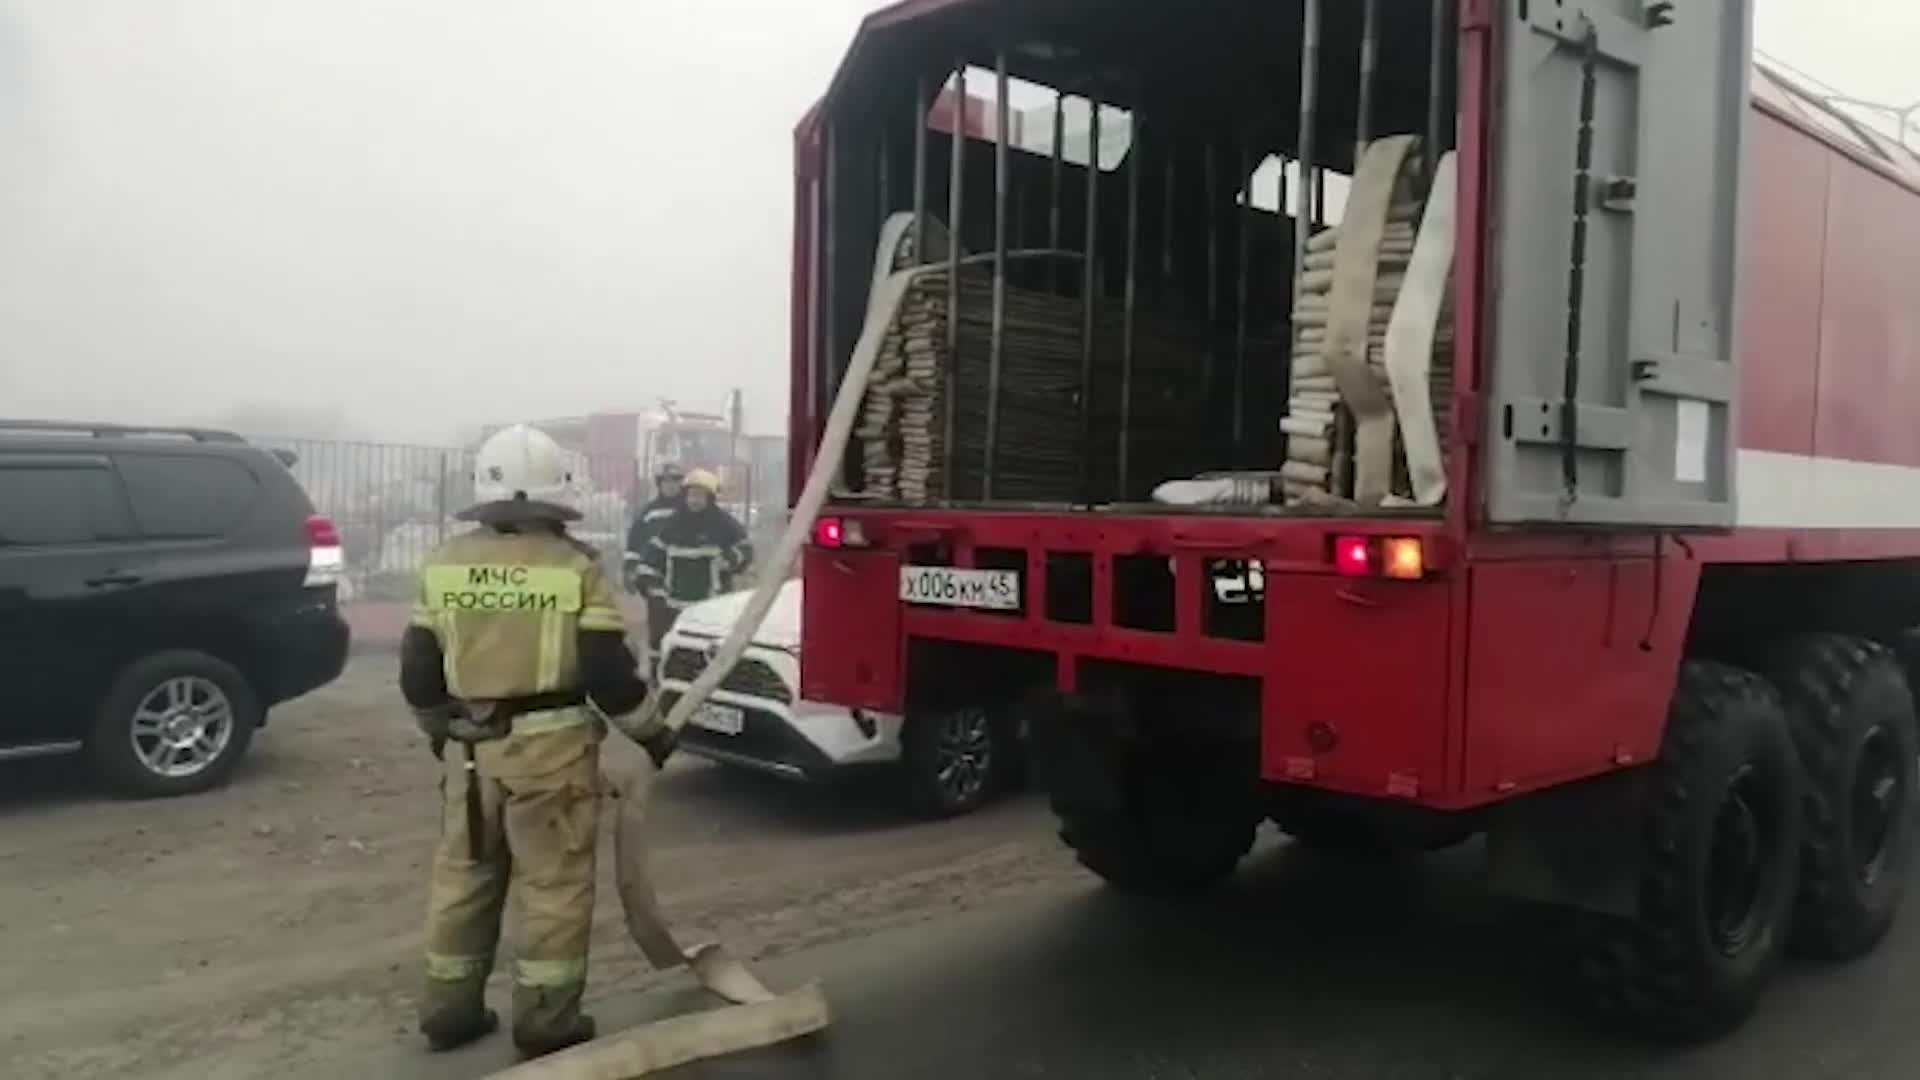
489, 214, 943, 1079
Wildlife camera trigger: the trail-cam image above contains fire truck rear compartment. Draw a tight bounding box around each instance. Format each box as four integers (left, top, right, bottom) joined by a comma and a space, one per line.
807, 0, 1459, 513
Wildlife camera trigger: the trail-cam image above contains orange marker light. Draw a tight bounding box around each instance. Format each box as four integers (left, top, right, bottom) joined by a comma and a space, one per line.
1382, 537, 1425, 580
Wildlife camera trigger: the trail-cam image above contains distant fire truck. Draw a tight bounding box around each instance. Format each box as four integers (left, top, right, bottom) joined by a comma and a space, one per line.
481, 395, 782, 516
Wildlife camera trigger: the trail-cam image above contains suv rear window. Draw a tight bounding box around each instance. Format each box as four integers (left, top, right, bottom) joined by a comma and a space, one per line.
115, 454, 260, 539
0, 459, 137, 546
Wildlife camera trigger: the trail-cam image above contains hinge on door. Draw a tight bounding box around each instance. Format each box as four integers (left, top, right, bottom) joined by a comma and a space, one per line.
1597, 175, 1637, 213
1558, 20, 1602, 507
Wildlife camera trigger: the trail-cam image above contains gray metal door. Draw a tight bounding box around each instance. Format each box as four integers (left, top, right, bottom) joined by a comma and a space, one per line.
1483, 0, 1752, 528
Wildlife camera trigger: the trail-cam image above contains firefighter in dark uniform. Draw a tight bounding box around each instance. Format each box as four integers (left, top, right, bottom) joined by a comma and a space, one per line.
623, 462, 684, 593
637, 469, 753, 649
625, 462, 686, 653
401, 424, 675, 1060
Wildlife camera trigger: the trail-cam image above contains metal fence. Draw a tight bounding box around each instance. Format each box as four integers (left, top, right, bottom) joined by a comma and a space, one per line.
256, 436, 788, 603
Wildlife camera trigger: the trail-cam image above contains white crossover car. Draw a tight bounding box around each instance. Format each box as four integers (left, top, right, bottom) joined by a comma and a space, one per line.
656, 579, 1021, 817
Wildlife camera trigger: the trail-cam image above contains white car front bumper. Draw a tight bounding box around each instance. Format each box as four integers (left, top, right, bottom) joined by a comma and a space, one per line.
655, 627, 905, 780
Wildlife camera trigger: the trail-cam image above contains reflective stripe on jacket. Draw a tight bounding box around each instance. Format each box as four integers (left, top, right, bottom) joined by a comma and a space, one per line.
409, 527, 624, 772
638, 505, 751, 609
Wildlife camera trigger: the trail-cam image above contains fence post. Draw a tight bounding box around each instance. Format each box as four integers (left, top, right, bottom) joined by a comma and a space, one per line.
436, 451, 450, 543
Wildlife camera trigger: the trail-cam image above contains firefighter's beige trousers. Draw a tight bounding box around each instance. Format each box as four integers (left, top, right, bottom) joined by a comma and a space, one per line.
419, 730, 600, 1051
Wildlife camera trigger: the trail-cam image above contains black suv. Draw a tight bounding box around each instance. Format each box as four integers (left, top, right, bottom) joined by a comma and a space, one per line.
0, 421, 350, 796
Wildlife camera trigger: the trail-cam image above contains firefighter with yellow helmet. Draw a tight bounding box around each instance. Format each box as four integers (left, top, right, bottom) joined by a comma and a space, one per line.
400, 424, 671, 1059
636, 467, 754, 648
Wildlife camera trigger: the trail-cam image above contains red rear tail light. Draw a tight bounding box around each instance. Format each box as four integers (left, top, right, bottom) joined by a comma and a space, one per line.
304, 514, 344, 589
812, 516, 868, 548
306, 514, 342, 548
1333, 536, 1374, 577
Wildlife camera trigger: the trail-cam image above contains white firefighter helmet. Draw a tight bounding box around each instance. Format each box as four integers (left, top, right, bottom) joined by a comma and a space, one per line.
683, 468, 721, 495
464, 424, 581, 520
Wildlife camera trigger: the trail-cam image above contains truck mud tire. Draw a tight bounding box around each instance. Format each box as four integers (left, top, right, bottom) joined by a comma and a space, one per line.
900, 704, 1019, 819
1767, 634, 1918, 964
1057, 747, 1257, 897
89, 650, 260, 799
1573, 660, 1802, 1043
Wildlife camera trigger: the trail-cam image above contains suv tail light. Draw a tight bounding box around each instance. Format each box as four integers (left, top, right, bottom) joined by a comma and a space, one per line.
304, 514, 345, 589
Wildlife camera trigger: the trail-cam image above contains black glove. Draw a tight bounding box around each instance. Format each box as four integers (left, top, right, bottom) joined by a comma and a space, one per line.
413, 704, 464, 759
639, 726, 678, 770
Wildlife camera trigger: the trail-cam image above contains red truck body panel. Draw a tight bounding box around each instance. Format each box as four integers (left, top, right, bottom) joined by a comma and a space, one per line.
790, 3, 1920, 810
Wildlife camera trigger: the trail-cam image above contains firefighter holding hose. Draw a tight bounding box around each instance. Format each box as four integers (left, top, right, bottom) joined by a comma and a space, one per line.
401, 424, 675, 1060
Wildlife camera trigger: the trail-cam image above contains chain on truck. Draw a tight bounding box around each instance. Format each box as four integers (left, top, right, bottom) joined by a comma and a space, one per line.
784, 0, 1920, 1044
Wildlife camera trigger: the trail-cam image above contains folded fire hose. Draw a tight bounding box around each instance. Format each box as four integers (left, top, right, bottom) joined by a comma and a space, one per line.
488, 213, 953, 1079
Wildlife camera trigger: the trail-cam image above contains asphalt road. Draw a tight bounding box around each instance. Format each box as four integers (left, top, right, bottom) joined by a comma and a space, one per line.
364, 836, 1918, 1080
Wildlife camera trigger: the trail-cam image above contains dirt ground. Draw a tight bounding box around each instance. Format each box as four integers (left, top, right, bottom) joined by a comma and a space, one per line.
0, 658, 1082, 1079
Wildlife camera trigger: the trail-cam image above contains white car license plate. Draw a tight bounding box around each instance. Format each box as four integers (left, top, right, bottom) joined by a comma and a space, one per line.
690, 703, 745, 736
899, 566, 1021, 611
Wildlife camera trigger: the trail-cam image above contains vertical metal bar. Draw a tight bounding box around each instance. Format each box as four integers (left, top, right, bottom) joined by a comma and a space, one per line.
1291, 0, 1322, 480
1357, 0, 1381, 158
1291, 0, 1321, 318
1313, 167, 1327, 227
1205, 140, 1219, 398
821, 124, 840, 438
1119, 113, 1142, 498
1049, 94, 1065, 294
985, 52, 1010, 501
436, 450, 448, 543
1014, 183, 1029, 258
807, 171, 825, 441
1427, 0, 1450, 177
1277, 158, 1290, 238
1078, 98, 1102, 503
912, 74, 929, 263
878, 116, 893, 222
1160, 152, 1176, 293
942, 64, 966, 499
1233, 135, 1250, 459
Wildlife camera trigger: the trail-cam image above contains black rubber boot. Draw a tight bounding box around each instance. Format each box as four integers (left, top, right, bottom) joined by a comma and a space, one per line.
515, 1015, 597, 1060
423, 1008, 498, 1053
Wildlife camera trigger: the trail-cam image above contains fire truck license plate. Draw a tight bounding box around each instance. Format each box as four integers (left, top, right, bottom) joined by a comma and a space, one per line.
899, 567, 1020, 611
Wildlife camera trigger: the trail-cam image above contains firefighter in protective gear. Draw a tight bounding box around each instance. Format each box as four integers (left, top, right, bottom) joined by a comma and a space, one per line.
623, 462, 685, 596
401, 424, 669, 1060
637, 469, 753, 652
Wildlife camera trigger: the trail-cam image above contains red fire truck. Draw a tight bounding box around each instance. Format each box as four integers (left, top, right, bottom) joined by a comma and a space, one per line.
789, 0, 1920, 1041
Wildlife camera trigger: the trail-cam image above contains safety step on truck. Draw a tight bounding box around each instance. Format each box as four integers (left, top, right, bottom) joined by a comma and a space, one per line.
787, 0, 1920, 1042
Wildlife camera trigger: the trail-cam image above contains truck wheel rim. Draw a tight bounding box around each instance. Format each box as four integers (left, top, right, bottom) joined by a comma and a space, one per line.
1706, 764, 1781, 956
130, 676, 235, 779
933, 708, 993, 806
1851, 725, 1903, 887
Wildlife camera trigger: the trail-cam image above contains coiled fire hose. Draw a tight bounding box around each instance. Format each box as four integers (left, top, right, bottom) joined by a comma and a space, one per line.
492, 214, 940, 1078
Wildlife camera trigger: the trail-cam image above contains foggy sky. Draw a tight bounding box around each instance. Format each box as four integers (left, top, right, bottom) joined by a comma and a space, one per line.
1, 1, 1914, 446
